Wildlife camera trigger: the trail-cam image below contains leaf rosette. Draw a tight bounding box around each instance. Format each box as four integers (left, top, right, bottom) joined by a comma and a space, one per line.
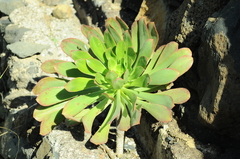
33, 17, 193, 144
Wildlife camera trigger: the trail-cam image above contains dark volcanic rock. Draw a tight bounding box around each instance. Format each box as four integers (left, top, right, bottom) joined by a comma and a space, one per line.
198, 0, 240, 139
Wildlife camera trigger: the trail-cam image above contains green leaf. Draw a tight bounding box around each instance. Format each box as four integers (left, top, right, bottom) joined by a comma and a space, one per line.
106, 17, 123, 37
41, 59, 65, 74
138, 18, 149, 49
105, 90, 121, 125
105, 71, 118, 83
33, 77, 68, 95
155, 42, 178, 66
90, 123, 110, 145
65, 77, 96, 92
116, 16, 129, 31
120, 90, 141, 126
107, 58, 117, 71
135, 56, 147, 68
65, 108, 90, 123
62, 90, 104, 118
75, 59, 96, 76
137, 92, 174, 109
90, 90, 121, 144
131, 21, 138, 52
116, 41, 127, 62
159, 88, 190, 104
33, 102, 66, 135
81, 25, 104, 41
86, 58, 107, 73
168, 55, 193, 76
129, 66, 144, 80
89, 35, 106, 63
61, 38, 89, 55
147, 22, 159, 49
54, 61, 89, 78
149, 68, 179, 85
112, 78, 125, 89
104, 30, 116, 48
82, 98, 110, 133
138, 39, 154, 61
123, 31, 132, 48
107, 25, 122, 44
118, 104, 131, 131
122, 88, 137, 107
144, 45, 165, 74
154, 48, 192, 71
137, 100, 172, 122
36, 87, 80, 106
104, 47, 116, 60
130, 74, 150, 87
70, 50, 93, 61
126, 47, 136, 69
95, 73, 107, 85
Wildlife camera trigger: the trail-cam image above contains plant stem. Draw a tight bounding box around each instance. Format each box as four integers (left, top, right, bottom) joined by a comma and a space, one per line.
116, 128, 125, 157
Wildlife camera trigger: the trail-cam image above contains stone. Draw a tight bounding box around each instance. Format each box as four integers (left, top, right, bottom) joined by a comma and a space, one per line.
31, 123, 109, 159
4, 24, 31, 43
0, 16, 12, 33
198, 0, 240, 139
42, 0, 66, 6
7, 41, 49, 58
52, 4, 73, 19
0, 0, 25, 15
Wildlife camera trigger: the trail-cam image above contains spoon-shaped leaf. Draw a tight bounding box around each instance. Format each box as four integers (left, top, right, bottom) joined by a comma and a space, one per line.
65, 77, 96, 92
130, 74, 150, 87
116, 16, 129, 31
149, 68, 179, 85
137, 100, 172, 122
70, 50, 93, 61
107, 25, 122, 44
75, 59, 96, 76
33, 102, 66, 135
61, 38, 89, 55
159, 88, 190, 104
112, 78, 125, 89
117, 104, 131, 131
154, 48, 192, 70
138, 18, 149, 49
54, 61, 89, 78
155, 42, 178, 66
82, 98, 110, 133
106, 17, 123, 37
62, 90, 104, 118
36, 87, 80, 106
137, 91, 174, 109
168, 55, 193, 76
90, 123, 111, 145
147, 22, 159, 49
89, 35, 106, 64
86, 58, 107, 74
41, 59, 65, 74
65, 108, 90, 123
104, 30, 116, 48
33, 77, 68, 95
82, 25, 104, 41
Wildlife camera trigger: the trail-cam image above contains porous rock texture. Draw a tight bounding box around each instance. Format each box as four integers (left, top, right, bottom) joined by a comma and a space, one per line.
137, 0, 240, 158
0, 0, 109, 158
0, 0, 143, 159
1, 0, 240, 159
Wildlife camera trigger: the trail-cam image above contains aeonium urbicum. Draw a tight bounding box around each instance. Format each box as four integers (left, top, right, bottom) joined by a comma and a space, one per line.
32, 17, 193, 145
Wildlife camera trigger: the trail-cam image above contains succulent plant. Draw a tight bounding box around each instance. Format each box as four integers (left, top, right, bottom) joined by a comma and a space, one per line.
32, 17, 193, 145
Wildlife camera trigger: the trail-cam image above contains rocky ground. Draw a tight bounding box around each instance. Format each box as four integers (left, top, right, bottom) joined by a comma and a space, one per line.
0, 0, 146, 158
1, 0, 240, 159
